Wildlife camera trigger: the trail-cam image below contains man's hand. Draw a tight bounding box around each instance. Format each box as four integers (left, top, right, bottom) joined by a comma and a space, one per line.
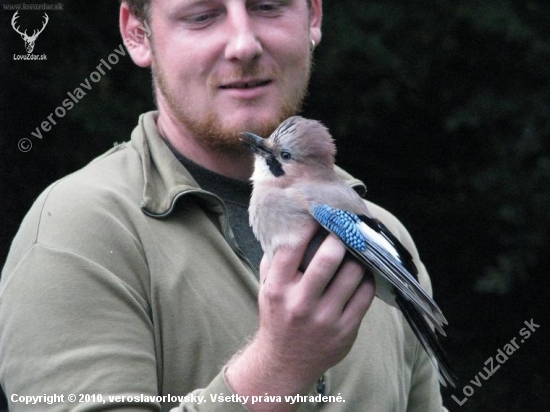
226, 225, 375, 411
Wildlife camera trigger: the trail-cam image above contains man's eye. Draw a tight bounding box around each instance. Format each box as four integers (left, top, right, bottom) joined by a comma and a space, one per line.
257, 4, 275, 11
183, 11, 221, 26
250, 2, 284, 15
193, 14, 211, 22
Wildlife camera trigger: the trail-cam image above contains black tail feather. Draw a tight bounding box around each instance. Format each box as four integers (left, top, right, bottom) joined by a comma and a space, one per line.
396, 294, 457, 388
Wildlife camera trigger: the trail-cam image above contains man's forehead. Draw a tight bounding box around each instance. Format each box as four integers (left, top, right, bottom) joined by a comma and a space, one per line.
150, 0, 300, 10
146, 0, 309, 22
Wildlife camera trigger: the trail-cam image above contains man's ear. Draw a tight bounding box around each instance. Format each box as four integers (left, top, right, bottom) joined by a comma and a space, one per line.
120, 2, 152, 68
309, 0, 323, 46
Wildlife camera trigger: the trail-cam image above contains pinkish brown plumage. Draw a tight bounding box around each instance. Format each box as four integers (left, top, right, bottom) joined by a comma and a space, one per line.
241, 116, 456, 387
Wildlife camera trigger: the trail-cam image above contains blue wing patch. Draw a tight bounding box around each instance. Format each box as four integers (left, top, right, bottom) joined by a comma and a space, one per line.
311, 204, 366, 251
310, 203, 456, 387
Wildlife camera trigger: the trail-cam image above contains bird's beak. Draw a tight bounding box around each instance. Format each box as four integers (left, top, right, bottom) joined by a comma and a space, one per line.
240, 132, 273, 158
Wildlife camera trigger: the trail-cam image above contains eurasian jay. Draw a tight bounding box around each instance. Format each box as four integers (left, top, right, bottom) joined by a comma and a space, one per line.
241, 116, 456, 387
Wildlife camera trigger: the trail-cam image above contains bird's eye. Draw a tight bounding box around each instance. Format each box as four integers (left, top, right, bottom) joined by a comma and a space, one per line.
280, 151, 292, 161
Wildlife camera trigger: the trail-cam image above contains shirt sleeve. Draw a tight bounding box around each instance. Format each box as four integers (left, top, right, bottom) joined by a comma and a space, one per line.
0, 243, 252, 412
0, 183, 250, 412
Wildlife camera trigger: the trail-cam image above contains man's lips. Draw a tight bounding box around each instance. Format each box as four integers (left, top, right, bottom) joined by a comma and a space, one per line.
219, 79, 272, 89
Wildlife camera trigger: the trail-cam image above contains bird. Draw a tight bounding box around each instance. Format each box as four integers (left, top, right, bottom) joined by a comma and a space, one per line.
241, 116, 456, 387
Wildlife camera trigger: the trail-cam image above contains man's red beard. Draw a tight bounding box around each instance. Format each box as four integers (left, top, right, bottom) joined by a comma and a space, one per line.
152, 56, 311, 153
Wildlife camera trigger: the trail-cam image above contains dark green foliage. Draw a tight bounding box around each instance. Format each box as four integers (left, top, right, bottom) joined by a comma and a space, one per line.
304, 2, 549, 409
1, 1, 548, 410
308, 0, 549, 294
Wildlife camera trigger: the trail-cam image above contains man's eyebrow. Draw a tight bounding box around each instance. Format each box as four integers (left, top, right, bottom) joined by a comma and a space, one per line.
171, 0, 221, 10
166, 0, 220, 16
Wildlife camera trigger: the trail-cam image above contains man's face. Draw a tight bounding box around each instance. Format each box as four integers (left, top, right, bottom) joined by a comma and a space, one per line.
148, 0, 321, 150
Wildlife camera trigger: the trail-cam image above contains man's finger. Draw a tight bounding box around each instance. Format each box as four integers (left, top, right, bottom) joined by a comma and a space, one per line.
300, 234, 348, 299
264, 223, 319, 285
342, 274, 376, 327
322, 257, 366, 312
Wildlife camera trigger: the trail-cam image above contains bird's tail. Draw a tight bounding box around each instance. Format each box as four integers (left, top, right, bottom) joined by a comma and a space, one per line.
395, 294, 457, 388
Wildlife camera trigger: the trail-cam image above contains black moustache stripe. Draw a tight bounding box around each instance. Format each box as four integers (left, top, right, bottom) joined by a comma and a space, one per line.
266, 156, 285, 177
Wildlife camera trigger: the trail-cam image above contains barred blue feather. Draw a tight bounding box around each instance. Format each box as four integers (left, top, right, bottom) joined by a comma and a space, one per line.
312, 205, 366, 251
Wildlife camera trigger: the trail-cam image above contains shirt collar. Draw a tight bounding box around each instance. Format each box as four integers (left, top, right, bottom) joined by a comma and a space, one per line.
132, 111, 209, 217
131, 111, 367, 218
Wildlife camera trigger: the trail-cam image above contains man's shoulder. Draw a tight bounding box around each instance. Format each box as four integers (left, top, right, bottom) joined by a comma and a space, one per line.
334, 165, 414, 250
40, 140, 142, 215
0, 141, 153, 332
335, 165, 434, 293
6, 141, 145, 264
364, 200, 410, 240
365, 199, 434, 295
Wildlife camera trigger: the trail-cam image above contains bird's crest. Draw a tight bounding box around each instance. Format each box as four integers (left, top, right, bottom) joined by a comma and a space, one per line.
271, 116, 336, 166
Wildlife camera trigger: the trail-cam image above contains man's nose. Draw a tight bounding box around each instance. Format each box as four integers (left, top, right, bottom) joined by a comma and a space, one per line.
224, 8, 263, 62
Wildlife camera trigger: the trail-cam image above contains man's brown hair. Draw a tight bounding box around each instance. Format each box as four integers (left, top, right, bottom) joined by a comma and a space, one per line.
122, 0, 150, 20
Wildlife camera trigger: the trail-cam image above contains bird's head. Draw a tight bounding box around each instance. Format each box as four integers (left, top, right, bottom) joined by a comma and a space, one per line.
241, 116, 336, 183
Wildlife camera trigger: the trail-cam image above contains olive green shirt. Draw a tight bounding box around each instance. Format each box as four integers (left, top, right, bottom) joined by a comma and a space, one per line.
0, 112, 447, 411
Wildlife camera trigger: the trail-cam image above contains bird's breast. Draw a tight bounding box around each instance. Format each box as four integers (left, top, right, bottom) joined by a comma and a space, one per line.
249, 187, 314, 259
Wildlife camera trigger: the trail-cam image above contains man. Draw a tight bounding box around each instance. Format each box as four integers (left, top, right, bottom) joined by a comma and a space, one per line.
0, 0, 447, 410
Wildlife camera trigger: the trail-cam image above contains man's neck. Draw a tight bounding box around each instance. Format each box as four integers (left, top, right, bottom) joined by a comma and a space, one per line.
156, 110, 255, 182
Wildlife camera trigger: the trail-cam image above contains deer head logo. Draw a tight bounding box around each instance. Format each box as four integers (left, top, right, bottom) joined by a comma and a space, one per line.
11, 11, 49, 54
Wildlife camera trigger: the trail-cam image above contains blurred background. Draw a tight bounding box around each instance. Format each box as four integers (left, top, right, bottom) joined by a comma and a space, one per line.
1, 0, 549, 410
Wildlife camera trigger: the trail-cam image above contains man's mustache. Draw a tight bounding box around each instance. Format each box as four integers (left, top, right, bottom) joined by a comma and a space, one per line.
209, 65, 282, 87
